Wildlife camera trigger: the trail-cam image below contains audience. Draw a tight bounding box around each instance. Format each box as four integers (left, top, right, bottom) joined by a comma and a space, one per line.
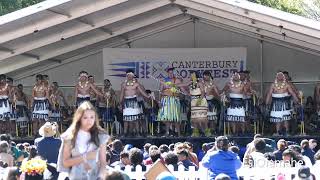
273, 139, 287, 161
177, 149, 198, 170
110, 139, 123, 164
0, 141, 13, 167
129, 148, 146, 171
301, 139, 316, 165
202, 136, 241, 180
111, 151, 131, 168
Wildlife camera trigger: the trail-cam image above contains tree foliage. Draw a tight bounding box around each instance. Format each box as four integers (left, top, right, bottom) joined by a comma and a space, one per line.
0, 0, 44, 16
248, 0, 304, 15
301, 0, 320, 21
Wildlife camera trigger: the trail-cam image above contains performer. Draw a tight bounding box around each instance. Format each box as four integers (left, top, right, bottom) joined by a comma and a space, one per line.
144, 90, 158, 136
49, 82, 69, 122
202, 71, 220, 136
157, 68, 182, 136
7, 77, 17, 134
74, 71, 102, 108
31, 74, 50, 136
222, 72, 246, 135
314, 83, 320, 121
0, 74, 11, 134
88, 75, 98, 107
97, 79, 116, 134
119, 69, 150, 136
13, 84, 29, 136
266, 72, 299, 136
188, 71, 208, 137
241, 70, 256, 133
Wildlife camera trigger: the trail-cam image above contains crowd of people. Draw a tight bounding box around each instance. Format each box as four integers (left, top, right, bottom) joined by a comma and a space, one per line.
0, 68, 320, 138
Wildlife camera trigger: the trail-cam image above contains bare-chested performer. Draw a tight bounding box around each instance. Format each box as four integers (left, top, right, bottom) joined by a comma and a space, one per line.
6, 77, 17, 134
0, 74, 11, 134
120, 69, 150, 136
266, 72, 299, 136
31, 74, 50, 136
97, 79, 116, 134
314, 82, 320, 121
88, 75, 98, 107
13, 84, 29, 136
157, 68, 182, 136
222, 72, 246, 135
49, 82, 69, 122
202, 71, 220, 136
74, 71, 102, 108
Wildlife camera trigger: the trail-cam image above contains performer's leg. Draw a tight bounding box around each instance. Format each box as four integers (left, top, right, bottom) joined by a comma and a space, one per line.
240, 122, 246, 134
165, 122, 170, 135
124, 121, 129, 136
231, 122, 236, 135
275, 122, 281, 135
174, 122, 181, 136
32, 119, 38, 136
10, 120, 15, 136
284, 120, 290, 135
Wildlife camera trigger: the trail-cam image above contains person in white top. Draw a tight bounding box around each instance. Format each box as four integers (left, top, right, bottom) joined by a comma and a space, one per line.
57, 101, 109, 180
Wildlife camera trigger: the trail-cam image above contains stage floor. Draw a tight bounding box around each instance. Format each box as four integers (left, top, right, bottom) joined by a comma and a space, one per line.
13, 135, 320, 150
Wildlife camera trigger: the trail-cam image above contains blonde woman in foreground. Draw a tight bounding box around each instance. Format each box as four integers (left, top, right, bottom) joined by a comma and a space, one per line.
57, 101, 109, 180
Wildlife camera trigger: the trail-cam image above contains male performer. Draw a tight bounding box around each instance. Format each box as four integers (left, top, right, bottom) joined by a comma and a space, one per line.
266, 72, 299, 136
88, 75, 98, 107
188, 71, 208, 137
14, 84, 29, 136
49, 82, 69, 122
0, 74, 11, 134
120, 69, 150, 136
241, 70, 255, 133
202, 71, 220, 135
222, 72, 246, 135
97, 79, 116, 133
157, 68, 182, 136
7, 77, 17, 134
74, 71, 102, 108
31, 74, 50, 136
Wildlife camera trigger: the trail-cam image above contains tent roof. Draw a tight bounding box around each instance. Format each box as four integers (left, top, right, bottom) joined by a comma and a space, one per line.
1, 0, 320, 78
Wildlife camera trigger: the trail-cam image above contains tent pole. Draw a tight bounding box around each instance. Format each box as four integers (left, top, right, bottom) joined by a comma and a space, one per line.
260, 39, 264, 97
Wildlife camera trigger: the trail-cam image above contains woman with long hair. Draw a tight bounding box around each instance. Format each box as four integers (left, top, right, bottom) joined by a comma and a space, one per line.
57, 101, 109, 179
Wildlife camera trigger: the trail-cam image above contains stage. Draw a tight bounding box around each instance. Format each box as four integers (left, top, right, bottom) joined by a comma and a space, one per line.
13, 135, 320, 151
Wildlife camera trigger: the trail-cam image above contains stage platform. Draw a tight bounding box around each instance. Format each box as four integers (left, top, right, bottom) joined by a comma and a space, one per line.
13, 135, 320, 150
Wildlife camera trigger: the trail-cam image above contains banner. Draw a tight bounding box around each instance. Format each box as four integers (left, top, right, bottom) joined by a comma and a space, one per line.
103, 48, 246, 91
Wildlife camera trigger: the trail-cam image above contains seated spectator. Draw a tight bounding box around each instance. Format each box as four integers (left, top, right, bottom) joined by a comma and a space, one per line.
156, 171, 177, 180
311, 150, 320, 178
248, 138, 269, 168
177, 149, 198, 170
243, 134, 262, 165
301, 139, 315, 165
129, 148, 146, 171
229, 146, 240, 155
169, 144, 175, 152
164, 152, 179, 171
273, 139, 287, 161
215, 173, 231, 180
184, 142, 199, 167
3, 167, 19, 180
297, 166, 316, 180
309, 139, 317, 153
143, 143, 151, 160
34, 122, 61, 164
150, 149, 161, 164
159, 144, 169, 154
0, 141, 13, 167
202, 136, 241, 180
111, 151, 131, 168
106, 151, 112, 166
144, 145, 159, 165
282, 149, 305, 167
104, 170, 125, 180
110, 139, 123, 164
288, 145, 311, 167
198, 143, 209, 161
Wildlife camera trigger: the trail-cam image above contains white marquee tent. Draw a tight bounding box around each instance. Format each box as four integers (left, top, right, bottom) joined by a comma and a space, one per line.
0, 0, 320, 95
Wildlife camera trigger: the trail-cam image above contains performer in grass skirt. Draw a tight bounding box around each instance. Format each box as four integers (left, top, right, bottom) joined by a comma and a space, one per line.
49, 82, 69, 122
157, 68, 182, 136
14, 84, 29, 136
202, 71, 220, 136
187, 71, 208, 137
120, 70, 150, 136
32, 74, 50, 136
222, 72, 246, 135
0, 74, 11, 134
266, 72, 299, 135
74, 71, 102, 108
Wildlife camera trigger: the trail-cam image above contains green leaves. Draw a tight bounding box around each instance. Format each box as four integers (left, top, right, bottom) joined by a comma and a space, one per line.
0, 0, 44, 16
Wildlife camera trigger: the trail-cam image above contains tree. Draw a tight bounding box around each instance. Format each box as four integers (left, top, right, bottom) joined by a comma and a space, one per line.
301, 0, 320, 21
248, 0, 304, 15
0, 0, 44, 16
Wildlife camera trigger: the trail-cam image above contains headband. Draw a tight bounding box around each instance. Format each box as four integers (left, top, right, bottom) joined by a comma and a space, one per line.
79, 73, 88, 78
126, 72, 135, 76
